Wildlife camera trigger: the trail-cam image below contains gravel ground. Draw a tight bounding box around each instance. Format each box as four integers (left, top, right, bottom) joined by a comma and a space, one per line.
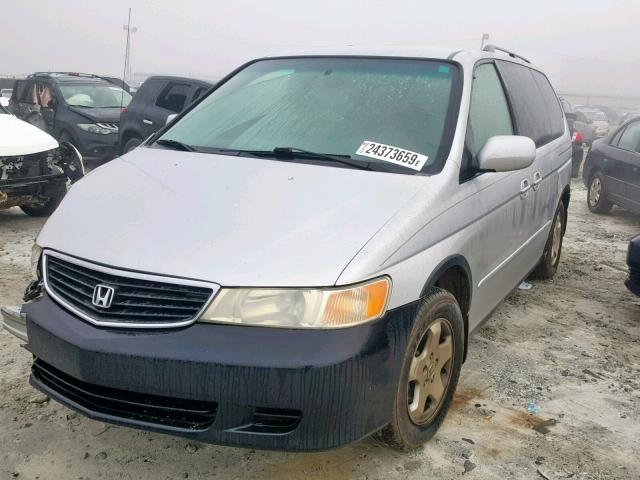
0, 178, 639, 480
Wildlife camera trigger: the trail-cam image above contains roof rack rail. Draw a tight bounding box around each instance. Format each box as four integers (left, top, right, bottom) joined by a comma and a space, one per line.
482, 44, 531, 64
28, 72, 102, 79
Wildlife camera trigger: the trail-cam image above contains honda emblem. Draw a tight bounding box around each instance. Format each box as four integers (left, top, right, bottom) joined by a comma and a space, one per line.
92, 284, 115, 308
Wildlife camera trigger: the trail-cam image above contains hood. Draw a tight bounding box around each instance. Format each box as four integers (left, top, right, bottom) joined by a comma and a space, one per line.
0, 114, 58, 156
69, 106, 122, 123
37, 148, 427, 286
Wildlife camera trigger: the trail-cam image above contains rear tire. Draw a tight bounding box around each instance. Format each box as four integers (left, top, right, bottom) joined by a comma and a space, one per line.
587, 171, 613, 214
374, 288, 464, 450
571, 148, 583, 178
123, 137, 142, 154
531, 201, 566, 280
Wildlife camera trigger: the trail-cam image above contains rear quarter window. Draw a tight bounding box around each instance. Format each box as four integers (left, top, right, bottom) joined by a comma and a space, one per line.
497, 61, 565, 147
617, 121, 640, 153
156, 82, 191, 113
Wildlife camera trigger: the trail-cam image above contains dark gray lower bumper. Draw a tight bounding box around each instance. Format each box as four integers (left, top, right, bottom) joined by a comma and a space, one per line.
24, 293, 418, 451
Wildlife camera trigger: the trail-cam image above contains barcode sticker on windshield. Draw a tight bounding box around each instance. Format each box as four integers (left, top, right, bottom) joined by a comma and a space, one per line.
355, 141, 427, 171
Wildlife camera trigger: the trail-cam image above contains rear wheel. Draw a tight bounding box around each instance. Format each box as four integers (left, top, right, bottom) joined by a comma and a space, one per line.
531, 201, 566, 280
123, 137, 142, 154
571, 148, 583, 178
374, 288, 464, 450
587, 172, 613, 214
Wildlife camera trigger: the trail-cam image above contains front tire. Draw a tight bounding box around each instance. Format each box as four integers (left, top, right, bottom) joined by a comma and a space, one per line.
123, 137, 142, 154
20, 182, 66, 217
587, 171, 613, 214
374, 288, 464, 450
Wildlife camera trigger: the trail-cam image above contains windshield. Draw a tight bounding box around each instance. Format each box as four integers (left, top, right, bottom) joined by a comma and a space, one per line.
59, 83, 132, 108
158, 57, 460, 174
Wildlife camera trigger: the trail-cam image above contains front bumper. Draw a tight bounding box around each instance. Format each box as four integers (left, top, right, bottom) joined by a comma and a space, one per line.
24, 293, 417, 451
73, 130, 119, 160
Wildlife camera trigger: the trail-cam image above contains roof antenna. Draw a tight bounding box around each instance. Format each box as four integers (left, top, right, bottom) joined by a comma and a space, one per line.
480, 33, 490, 50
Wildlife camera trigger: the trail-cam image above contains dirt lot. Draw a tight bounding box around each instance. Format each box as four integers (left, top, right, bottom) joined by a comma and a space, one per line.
0, 178, 639, 480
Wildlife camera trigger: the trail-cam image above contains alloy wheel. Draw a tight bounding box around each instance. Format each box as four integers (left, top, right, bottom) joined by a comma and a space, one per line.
407, 318, 454, 425
550, 212, 563, 265
589, 177, 601, 207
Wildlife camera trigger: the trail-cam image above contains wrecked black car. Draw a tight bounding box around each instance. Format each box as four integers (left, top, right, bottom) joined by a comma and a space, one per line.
0, 106, 83, 216
9, 73, 132, 161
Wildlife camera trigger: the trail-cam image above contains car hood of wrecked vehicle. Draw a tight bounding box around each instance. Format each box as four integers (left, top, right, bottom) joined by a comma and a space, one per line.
0, 114, 58, 156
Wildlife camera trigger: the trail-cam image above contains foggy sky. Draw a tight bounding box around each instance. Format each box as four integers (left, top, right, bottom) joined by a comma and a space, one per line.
4, 0, 640, 97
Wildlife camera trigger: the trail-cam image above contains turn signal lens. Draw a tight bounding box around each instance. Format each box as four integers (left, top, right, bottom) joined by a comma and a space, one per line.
323, 278, 390, 326
198, 277, 391, 329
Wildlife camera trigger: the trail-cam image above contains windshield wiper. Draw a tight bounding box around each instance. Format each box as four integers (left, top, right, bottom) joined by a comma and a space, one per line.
155, 139, 198, 152
238, 147, 373, 171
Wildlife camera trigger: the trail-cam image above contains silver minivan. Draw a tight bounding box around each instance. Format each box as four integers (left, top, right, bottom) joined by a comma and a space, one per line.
5, 46, 571, 451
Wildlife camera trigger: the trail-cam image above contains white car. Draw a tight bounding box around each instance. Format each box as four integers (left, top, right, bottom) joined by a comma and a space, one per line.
0, 110, 83, 216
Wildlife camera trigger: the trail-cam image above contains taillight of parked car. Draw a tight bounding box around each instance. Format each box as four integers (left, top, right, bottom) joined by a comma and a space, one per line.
572, 131, 583, 144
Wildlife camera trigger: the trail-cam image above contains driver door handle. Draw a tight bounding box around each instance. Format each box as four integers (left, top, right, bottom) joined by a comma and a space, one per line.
520, 178, 531, 198
532, 171, 542, 191
143, 119, 153, 125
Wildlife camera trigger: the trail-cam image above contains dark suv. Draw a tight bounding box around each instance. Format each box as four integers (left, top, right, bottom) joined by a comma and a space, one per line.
9, 73, 132, 161
119, 76, 213, 153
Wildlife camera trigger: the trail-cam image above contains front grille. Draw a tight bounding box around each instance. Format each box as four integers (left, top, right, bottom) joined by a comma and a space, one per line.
32, 359, 218, 431
44, 253, 214, 327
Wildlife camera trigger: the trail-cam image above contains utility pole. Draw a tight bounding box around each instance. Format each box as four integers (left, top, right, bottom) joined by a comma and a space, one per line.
480, 33, 490, 50
122, 9, 138, 86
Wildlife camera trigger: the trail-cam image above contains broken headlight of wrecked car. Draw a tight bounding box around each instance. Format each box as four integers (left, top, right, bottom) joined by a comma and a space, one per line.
24, 244, 43, 302
0, 143, 83, 212
199, 277, 391, 328
31, 244, 42, 281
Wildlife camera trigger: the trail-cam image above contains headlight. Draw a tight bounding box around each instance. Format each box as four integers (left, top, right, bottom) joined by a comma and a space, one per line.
199, 277, 391, 329
77, 123, 117, 135
30, 244, 42, 280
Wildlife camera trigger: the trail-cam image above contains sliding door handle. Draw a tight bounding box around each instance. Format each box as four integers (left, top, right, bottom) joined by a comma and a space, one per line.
532, 171, 542, 191
520, 178, 531, 198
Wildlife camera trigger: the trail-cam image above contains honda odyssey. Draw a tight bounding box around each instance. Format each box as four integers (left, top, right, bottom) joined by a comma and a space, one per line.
3, 45, 571, 451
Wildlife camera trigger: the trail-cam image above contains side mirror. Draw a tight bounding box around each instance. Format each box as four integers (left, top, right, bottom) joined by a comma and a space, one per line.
166, 113, 178, 125
477, 135, 536, 173
565, 112, 577, 121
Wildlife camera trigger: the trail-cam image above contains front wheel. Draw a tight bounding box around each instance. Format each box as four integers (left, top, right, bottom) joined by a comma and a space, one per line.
374, 288, 464, 450
20, 181, 66, 217
123, 137, 142, 154
587, 172, 613, 214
